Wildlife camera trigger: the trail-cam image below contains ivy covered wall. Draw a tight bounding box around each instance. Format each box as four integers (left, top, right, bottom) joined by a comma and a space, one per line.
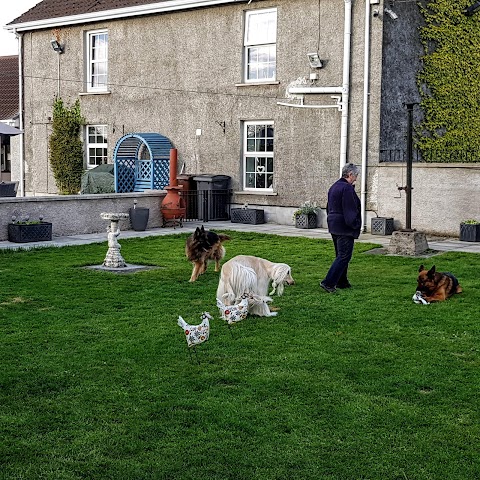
416, 0, 480, 162
380, 0, 480, 163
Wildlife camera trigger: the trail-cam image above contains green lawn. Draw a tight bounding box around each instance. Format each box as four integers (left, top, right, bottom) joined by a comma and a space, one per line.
1, 232, 479, 480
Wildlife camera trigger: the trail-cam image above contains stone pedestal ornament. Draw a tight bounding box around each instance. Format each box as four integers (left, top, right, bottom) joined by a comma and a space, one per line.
388, 230, 429, 256
101, 212, 129, 268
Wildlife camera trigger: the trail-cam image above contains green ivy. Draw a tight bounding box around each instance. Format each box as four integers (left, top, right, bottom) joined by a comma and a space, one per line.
49, 98, 85, 194
416, 1, 480, 162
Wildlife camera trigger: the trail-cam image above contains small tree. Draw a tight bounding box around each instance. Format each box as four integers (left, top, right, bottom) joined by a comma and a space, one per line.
49, 98, 85, 194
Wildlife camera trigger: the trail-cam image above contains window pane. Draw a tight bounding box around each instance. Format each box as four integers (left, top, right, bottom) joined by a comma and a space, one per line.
256, 174, 266, 189
246, 157, 255, 171
246, 11, 277, 45
246, 173, 255, 188
267, 174, 273, 189
247, 139, 255, 152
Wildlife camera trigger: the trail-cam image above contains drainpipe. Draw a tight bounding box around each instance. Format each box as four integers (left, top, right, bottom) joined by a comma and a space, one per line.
16, 29, 25, 197
360, 0, 371, 232
339, 0, 353, 176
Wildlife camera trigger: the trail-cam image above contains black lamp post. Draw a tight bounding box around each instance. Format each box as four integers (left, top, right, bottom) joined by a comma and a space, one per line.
398, 102, 418, 231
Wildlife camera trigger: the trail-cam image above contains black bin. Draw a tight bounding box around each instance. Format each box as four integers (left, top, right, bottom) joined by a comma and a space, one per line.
193, 174, 231, 221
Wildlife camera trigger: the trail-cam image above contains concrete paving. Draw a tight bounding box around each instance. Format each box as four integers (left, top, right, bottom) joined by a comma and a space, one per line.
1, 220, 479, 254
0, 221, 480, 253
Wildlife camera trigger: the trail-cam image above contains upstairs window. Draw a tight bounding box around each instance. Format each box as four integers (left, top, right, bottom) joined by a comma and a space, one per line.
243, 121, 274, 191
86, 30, 108, 92
244, 8, 277, 83
86, 125, 108, 168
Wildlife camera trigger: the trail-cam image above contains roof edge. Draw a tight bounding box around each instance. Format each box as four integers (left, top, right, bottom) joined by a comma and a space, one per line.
4, 0, 246, 32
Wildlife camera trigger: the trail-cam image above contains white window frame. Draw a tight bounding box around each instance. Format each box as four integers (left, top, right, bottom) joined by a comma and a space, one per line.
86, 125, 108, 169
243, 121, 274, 192
243, 8, 277, 83
86, 29, 108, 92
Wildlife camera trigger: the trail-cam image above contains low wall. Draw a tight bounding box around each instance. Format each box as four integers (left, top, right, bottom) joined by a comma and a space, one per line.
376, 163, 480, 236
0, 191, 166, 241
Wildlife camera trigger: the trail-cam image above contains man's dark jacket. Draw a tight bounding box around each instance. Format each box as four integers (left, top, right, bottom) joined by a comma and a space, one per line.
326, 178, 361, 238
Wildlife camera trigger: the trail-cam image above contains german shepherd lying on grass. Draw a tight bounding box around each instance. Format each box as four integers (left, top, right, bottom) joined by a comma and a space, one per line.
416, 265, 462, 302
185, 226, 230, 282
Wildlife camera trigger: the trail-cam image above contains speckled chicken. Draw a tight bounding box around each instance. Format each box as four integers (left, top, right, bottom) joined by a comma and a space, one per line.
177, 312, 211, 347
216, 297, 249, 324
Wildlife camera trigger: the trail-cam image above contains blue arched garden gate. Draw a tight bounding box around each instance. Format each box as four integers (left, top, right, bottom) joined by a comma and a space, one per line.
113, 133, 173, 192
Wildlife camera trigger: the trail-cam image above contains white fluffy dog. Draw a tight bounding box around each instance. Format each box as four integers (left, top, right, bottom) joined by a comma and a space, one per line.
216, 255, 295, 317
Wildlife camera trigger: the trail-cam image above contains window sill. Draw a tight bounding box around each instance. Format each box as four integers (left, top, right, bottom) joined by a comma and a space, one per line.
235, 81, 280, 87
234, 190, 277, 196
79, 91, 112, 96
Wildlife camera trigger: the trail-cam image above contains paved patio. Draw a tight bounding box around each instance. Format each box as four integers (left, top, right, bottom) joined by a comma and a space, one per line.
1, 220, 479, 254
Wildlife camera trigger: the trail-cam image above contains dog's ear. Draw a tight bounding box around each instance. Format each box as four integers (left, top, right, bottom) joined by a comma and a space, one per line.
418, 264, 425, 272
427, 265, 436, 277
200, 225, 205, 233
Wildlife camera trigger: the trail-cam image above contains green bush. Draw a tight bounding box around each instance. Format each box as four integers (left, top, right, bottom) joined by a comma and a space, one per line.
49, 98, 85, 194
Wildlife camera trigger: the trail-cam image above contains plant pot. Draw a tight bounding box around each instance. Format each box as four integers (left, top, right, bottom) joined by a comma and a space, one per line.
295, 213, 317, 229
459, 223, 480, 242
371, 217, 395, 235
129, 207, 150, 231
231, 208, 265, 224
8, 222, 52, 243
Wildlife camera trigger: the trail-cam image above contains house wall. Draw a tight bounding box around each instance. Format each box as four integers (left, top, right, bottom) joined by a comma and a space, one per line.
20, 0, 478, 236
20, 0, 384, 211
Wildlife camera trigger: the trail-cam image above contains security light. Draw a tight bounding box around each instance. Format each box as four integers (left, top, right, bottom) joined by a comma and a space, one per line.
307, 52, 323, 69
50, 39, 64, 53
384, 7, 398, 20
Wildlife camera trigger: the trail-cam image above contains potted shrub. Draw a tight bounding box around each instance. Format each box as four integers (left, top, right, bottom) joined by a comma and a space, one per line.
460, 219, 480, 242
8, 216, 52, 243
293, 201, 318, 229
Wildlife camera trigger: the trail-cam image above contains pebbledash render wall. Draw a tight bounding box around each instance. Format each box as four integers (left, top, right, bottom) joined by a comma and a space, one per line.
18, 0, 383, 219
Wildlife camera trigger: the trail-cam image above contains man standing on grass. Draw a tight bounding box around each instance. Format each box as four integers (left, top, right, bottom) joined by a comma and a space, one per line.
320, 163, 361, 293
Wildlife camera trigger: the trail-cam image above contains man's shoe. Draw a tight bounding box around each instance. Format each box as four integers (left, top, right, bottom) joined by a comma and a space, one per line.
336, 281, 352, 289
320, 281, 336, 293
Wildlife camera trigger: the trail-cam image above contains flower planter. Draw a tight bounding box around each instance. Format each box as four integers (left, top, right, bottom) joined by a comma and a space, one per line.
295, 213, 317, 229
371, 217, 395, 235
231, 208, 265, 224
459, 223, 480, 242
129, 207, 150, 231
8, 222, 52, 243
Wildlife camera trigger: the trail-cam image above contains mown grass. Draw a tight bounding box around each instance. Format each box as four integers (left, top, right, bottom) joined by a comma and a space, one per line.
1, 231, 479, 480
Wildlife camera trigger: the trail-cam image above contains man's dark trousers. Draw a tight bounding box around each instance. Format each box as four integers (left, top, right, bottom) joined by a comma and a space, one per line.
323, 234, 354, 287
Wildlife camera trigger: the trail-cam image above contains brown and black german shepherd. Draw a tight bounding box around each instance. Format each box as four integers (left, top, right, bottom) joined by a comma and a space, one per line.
185, 226, 230, 282
416, 265, 462, 302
